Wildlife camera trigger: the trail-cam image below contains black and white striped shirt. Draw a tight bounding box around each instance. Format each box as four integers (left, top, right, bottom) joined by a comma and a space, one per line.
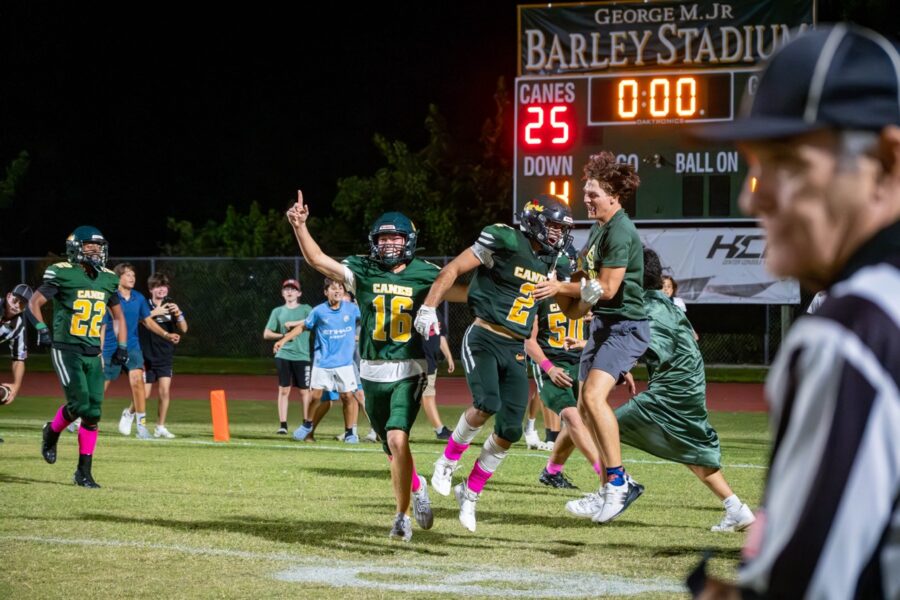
0, 299, 28, 361
739, 221, 900, 599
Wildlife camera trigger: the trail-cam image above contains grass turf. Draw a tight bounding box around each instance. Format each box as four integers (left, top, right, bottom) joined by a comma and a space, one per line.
0, 395, 768, 599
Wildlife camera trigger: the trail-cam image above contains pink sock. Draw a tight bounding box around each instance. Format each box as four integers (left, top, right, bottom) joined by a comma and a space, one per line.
444, 437, 469, 462
78, 427, 98, 455
593, 462, 603, 476
546, 461, 564, 475
467, 462, 493, 494
410, 463, 421, 492
50, 406, 72, 433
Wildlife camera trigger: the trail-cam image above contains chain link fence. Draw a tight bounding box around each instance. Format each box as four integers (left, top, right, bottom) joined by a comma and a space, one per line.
1, 256, 802, 364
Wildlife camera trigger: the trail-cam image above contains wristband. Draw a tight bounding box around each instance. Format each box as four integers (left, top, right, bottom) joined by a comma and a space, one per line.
540, 359, 554, 374
35, 322, 47, 330
177, 315, 185, 322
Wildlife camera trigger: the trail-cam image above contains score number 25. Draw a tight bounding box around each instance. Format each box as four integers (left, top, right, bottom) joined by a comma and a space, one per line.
523, 105, 572, 146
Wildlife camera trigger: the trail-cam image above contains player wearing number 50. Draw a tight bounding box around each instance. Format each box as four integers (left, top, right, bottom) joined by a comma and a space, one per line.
415, 195, 575, 533
28, 226, 128, 488
287, 191, 466, 542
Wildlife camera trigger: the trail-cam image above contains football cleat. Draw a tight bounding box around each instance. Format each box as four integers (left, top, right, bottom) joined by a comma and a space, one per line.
566, 492, 604, 519
388, 513, 413, 542
711, 504, 756, 533
41, 422, 59, 464
454, 481, 480, 532
592, 477, 645, 524
539, 468, 578, 489
118, 409, 134, 436
73, 468, 102, 489
431, 456, 458, 496
524, 429, 543, 450
412, 475, 434, 530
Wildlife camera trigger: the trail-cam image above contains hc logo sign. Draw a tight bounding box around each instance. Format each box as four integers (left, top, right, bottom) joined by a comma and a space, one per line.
706, 235, 766, 260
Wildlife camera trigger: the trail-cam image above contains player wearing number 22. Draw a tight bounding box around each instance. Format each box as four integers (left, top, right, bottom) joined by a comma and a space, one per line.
287, 191, 467, 542
415, 194, 575, 533
28, 226, 129, 488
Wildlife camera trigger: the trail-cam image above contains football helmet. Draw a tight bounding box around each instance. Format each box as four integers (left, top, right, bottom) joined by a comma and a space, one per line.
520, 195, 574, 255
66, 226, 108, 268
369, 212, 417, 268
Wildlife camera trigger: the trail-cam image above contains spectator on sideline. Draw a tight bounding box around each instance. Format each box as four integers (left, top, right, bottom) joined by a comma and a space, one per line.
662, 275, 699, 340
110, 263, 180, 439
263, 279, 313, 435
692, 24, 900, 598
0, 284, 34, 441
420, 315, 455, 440
139, 273, 188, 438
277, 278, 361, 443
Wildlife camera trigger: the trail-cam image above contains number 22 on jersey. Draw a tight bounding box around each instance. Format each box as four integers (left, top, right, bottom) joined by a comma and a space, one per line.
70, 299, 106, 338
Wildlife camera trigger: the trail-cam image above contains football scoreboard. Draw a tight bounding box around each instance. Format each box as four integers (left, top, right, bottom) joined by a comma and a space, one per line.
514, 1, 816, 223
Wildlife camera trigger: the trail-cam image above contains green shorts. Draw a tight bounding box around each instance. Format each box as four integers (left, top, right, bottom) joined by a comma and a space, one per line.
50, 347, 105, 424
531, 360, 579, 415
460, 324, 529, 443
362, 374, 426, 455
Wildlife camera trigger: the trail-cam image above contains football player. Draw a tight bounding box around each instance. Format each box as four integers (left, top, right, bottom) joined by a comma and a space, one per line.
29, 226, 129, 488
414, 194, 574, 532
286, 191, 466, 541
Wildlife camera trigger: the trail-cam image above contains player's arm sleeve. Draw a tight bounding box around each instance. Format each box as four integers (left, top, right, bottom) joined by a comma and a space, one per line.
738, 326, 900, 598
469, 224, 512, 269
340, 257, 360, 294
107, 293, 120, 307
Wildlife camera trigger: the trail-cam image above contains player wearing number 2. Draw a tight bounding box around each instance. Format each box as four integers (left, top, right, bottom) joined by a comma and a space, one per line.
287, 191, 466, 542
28, 226, 128, 488
414, 194, 574, 533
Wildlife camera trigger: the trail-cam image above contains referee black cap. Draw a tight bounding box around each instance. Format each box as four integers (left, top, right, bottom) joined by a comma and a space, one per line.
695, 24, 900, 141
11, 284, 33, 302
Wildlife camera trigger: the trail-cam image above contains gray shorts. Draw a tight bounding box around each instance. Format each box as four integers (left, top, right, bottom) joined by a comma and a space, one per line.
579, 316, 650, 383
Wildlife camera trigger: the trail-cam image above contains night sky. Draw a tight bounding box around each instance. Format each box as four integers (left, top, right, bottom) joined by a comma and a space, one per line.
0, 2, 522, 256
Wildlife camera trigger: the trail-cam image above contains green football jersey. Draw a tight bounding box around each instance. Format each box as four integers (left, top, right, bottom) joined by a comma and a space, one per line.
467, 224, 555, 338
42, 261, 119, 350
536, 300, 587, 365
343, 255, 440, 361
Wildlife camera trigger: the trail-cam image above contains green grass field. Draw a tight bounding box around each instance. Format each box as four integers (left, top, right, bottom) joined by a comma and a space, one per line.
0, 396, 768, 599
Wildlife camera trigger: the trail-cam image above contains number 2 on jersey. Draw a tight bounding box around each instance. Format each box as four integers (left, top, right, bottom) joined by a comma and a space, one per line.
372, 295, 414, 343
506, 283, 536, 326
70, 299, 106, 338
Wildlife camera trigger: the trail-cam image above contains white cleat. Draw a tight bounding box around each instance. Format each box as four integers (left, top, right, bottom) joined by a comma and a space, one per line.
431, 456, 458, 496
454, 481, 479, 533
66, 418, 82, 433
154, 425, 175, 439
412, 475, 434, 530
388, 513, 413, 542
565, 491, 604, 518
592, 477, 645, 524
135, 425, 153, 440
711, 504, 756, 532
364, 429, 379, 443
524, 429, 543, 450
118, 409, 134, 436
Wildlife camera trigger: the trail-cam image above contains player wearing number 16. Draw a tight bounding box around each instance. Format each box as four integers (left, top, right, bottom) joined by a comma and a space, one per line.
414, 194, 575, 533
286, 191, 466, 542
28, 226, 129, 488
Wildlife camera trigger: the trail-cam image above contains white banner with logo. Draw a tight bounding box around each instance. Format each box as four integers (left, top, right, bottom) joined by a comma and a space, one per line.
571, 227, 800, 305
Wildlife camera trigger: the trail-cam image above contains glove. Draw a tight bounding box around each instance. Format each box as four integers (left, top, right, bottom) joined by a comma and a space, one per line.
580, 278, 603, 305
35, 323, 52, 347
111, 345, 129, 367
414, 306, 439, 340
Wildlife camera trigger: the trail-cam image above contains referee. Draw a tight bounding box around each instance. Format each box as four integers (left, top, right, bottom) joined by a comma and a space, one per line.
693, 25, 900, 598
0, 284, 33, 425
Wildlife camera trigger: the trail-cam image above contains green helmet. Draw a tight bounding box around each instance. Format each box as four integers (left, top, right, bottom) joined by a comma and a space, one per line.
369, 212, 418, 268
66, 225, 108, 269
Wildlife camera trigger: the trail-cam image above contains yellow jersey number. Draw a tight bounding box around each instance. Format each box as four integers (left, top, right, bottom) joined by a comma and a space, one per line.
547, 311, 584, 348
506, 283, 536, 326
70, 299, 107, 338
372, 295, 414, 343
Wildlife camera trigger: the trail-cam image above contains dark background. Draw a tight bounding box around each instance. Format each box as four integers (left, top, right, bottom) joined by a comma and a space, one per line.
1, 1, 896, 256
